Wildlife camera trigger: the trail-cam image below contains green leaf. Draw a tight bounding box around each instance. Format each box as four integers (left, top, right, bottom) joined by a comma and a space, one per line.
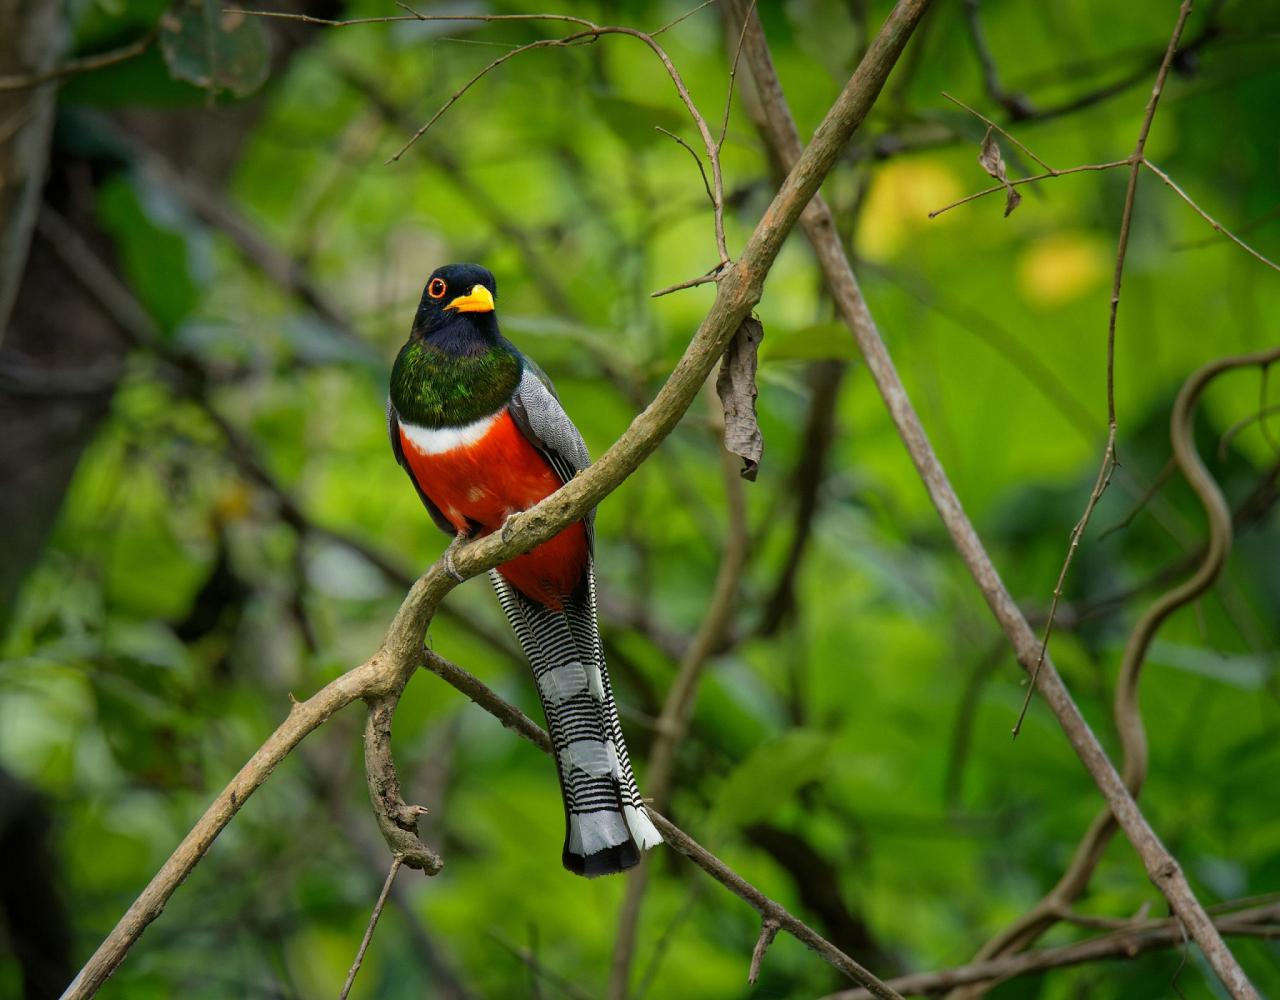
713, 729, 833, 829
760, 321, 859, 362
159, 1, 269, 98
96, 174, 203, 337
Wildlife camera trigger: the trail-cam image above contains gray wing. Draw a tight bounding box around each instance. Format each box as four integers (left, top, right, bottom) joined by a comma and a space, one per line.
506, 364, 595, 549
387, 399, 456, 537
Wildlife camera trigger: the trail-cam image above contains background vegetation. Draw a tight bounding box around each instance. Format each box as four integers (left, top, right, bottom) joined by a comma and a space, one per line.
1, 0, 1278, 997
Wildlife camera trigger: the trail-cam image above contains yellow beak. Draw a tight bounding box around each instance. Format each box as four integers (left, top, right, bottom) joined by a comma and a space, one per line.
445, 284, 495, 314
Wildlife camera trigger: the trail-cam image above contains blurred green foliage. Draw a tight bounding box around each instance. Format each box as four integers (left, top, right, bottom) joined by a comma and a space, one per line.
3, 1, 1280, 998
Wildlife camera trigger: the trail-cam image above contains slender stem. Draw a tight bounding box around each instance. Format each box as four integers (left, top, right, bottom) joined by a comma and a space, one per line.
941, 91, 1052, 171
1142, 159, 1280, 273
928, 160, 1128, 218
339, 855, 404, 1000
0, 29, 154, 91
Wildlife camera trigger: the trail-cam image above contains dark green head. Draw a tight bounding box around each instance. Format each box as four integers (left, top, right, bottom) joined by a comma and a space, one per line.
410, 262, 499, 356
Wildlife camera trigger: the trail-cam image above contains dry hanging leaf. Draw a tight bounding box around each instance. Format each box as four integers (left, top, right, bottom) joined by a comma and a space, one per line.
978, 126, 1022, 217
716, 316, 765, 481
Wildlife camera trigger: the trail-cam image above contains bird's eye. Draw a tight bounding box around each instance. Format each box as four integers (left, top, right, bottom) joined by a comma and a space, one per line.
427, 278, 447, 299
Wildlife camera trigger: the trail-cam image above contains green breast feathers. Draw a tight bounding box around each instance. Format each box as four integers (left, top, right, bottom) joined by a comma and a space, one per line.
390, 340, 521, 428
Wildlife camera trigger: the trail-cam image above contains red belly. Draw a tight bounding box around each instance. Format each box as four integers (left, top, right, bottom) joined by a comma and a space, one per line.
399, 409, 588, 609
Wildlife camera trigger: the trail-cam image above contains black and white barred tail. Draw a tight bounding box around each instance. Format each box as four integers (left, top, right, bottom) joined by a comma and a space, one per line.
490, 568, 662, 876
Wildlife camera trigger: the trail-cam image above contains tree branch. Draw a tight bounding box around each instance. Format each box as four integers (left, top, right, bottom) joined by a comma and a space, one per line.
363, 693, 442, 874
725, 2, 1256, 996
339, 854, 403, 1000
423, 650, 905, 1000
237, 6, 733, 265
961, 347, 1279, 978
826, 904, 1280, 999
61, 3, 932, 992
609, 409, 750, 999
0, 29, 154, 92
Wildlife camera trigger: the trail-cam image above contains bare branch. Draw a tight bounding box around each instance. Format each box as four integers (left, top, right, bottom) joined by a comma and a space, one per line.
655, 125, 716, 210
650, 264, 726, 298
971, 347, 1279, 979
726, 1, 1257, 995
0, 28, 154, 92
61, 5, 931, 989
339, 855, 403, 1000
717, 0, 757, 153
827, 904, 1280, 999
927, 160, 1128, 218
749, 919, 782, 985
363, 694, 442, 874
1142, 159, 1280, 274
1012, 0, 1193, 738
235, 6, 731, 262
941, 90, 1053, 172
609, 411, 751, 999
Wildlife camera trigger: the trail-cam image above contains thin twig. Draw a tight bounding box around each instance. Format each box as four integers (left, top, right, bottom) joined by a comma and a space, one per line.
941, 91, 1052, 171
1098, 456, 1177, 540
1142, 159, 1280, 274
1011, 0, 1195, 741
927, 160, 1128, 218
655, 126, 716, 209
0, 29, 155, 91
339, 855, 403, 1000
1011, 449, 1116, 738
235, 6, 731, 262
717, 0, 757, 154
486, 931, 595, 1000
652, 0, 719, 37
650, 264, 726, 297
1221, 405, 1280, 460
748, 919, 782, 985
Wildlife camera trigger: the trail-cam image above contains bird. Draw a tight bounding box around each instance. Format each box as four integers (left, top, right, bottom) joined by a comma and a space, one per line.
387, 263, 662, 876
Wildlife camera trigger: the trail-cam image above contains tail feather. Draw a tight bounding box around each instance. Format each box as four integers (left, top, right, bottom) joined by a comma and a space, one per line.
490, 567, 662, 876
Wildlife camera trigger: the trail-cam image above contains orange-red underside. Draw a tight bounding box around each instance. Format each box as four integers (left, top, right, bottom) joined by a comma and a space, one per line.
399, 409, 588, 609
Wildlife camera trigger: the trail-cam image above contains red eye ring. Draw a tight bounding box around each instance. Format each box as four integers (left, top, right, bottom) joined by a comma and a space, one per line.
427, 277, 447, 299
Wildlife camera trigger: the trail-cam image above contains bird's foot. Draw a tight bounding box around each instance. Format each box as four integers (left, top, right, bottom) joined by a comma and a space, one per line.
443, 532, 468, 583
500, 512, 519, 544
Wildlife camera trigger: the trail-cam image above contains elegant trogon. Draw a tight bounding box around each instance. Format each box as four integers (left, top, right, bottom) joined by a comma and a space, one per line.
388, 263, 662, 876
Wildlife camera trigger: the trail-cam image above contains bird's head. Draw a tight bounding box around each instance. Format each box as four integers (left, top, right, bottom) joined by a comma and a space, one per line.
411, 262, 499, 352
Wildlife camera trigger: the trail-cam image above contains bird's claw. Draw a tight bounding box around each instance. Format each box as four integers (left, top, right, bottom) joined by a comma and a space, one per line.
500, 513, 518, 544
443, 532, 468, 583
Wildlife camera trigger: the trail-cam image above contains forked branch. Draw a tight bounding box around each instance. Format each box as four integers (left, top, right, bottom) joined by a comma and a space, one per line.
725, 1, 1255, 995
61, 3, 932, 995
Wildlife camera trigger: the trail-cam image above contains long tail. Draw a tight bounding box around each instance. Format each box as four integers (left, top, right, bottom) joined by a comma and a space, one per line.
490, 567, 662, 876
